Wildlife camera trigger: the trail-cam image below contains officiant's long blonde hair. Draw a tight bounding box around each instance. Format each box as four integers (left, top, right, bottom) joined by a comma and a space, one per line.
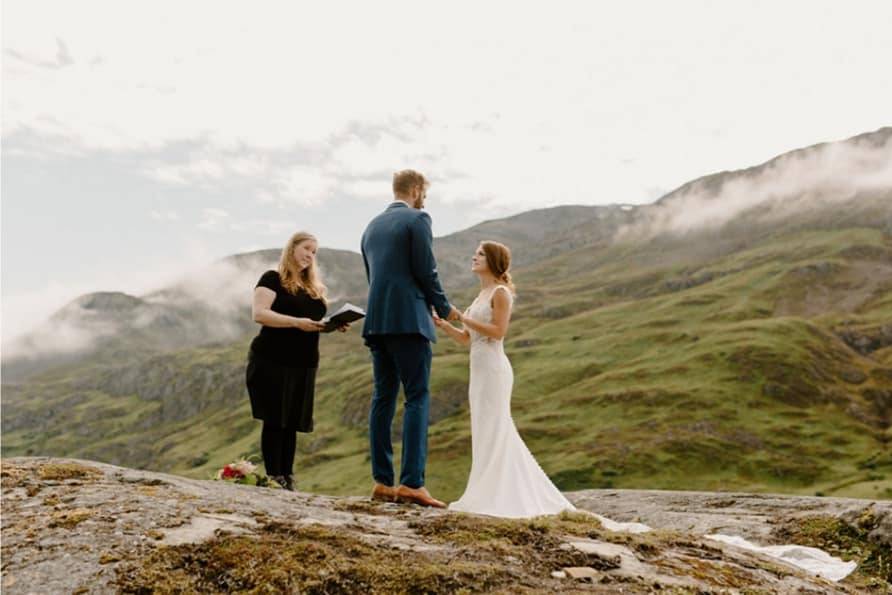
278, 231, 327, 303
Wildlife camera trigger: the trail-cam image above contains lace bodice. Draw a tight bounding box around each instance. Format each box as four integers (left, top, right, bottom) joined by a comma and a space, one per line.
466, 285, 513, 347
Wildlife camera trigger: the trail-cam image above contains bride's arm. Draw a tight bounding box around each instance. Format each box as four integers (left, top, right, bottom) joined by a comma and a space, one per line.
434, 316, 471, 346
460, 288, 511, 340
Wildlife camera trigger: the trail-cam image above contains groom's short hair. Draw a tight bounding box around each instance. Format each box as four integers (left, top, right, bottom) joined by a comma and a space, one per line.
393, 169, 429, 197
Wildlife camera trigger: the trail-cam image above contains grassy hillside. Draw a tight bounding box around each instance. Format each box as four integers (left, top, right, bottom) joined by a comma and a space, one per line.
5, 226, 890, 502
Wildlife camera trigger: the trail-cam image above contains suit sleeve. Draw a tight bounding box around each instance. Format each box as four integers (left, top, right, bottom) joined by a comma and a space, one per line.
409, 212, 451, 318
360, 235, 370, 283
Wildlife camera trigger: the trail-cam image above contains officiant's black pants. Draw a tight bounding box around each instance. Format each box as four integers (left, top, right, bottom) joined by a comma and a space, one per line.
262, 422, 296, 477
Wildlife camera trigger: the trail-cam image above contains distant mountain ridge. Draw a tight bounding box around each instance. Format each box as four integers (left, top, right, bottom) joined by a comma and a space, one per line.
6, 127, 889, 381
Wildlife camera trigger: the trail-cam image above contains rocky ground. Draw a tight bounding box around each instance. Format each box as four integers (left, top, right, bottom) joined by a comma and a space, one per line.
2, 457, 890, 594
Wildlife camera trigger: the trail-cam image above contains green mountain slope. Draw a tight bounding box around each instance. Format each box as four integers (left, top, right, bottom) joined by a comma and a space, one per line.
4, 226, 890, 501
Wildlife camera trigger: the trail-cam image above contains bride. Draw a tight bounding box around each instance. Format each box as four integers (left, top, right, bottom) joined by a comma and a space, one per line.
434, 241, 575, 518
430, 241, 858, 583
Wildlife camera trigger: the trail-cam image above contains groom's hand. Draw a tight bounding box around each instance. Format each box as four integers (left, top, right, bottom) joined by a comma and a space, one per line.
447, 305, 462, 322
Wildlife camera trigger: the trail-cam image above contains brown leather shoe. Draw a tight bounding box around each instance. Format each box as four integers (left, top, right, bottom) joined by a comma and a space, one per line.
371, 483, 397, 502
395, 485, 446, 508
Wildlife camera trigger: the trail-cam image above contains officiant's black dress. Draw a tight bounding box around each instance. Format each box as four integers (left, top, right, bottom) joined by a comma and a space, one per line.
246, 270, 326, 433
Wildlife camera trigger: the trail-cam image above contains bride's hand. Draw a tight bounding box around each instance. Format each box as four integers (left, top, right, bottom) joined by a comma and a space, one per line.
434, 314, 457, 330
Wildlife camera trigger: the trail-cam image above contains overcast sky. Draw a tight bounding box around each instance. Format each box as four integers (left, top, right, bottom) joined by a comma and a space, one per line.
3, 0, 892, 342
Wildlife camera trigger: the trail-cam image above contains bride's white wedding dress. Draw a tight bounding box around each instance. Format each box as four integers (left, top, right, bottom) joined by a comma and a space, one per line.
449, 285, 575, 518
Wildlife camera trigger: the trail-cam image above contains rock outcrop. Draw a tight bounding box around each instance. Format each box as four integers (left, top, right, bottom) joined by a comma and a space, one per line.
2, 457, 890, 593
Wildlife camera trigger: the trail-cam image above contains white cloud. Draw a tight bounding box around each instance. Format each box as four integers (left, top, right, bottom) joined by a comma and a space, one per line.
150, 209, 180, 221
340, 178, 387, 200
274, 167, 333, 206
149, 165, 189, 185
147, 156, 225, 187
147, 153, 269, 186
5, 0, 891, 211
227, 155, 268, 178
218, 218, 297, 236
197, 208, 231, 231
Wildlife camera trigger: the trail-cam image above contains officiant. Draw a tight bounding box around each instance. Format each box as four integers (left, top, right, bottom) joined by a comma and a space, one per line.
246, 231, 349, 491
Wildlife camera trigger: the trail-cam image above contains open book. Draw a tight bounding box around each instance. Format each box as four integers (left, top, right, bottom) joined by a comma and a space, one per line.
321, 302, 366, 332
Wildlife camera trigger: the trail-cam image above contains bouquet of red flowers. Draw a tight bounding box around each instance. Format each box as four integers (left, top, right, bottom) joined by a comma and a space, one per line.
214, 459, 277, 488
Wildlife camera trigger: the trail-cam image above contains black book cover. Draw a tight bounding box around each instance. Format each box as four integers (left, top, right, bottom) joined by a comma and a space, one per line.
322, 303, 365, 332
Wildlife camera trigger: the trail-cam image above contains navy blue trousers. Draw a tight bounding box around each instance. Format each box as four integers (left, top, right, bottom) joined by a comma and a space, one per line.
367, 334, 432, 489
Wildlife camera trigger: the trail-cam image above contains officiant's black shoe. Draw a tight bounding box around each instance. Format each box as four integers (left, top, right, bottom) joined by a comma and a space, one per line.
395, 485, 446, 508
371, 483, 397, 502
284, 475, 295, 491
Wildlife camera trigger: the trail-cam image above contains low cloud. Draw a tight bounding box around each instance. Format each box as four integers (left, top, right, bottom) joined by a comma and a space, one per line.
1, 248, 224, 353
166, 255, 276, 314
618, 130, 892, 238
1, 252, 279, 363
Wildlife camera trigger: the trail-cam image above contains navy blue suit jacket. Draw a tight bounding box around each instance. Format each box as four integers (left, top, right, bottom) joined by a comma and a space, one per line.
361, 202, 451, 342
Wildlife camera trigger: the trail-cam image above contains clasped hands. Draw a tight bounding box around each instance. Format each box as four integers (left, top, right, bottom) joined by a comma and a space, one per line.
433, 305, 462, 329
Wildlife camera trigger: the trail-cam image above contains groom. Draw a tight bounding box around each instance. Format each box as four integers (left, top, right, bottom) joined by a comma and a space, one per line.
361, 169, 459, 508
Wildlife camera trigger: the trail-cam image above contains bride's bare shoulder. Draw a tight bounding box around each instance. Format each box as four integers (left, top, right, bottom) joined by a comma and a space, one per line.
492, 285, 514, 299
490, 285, 514, 309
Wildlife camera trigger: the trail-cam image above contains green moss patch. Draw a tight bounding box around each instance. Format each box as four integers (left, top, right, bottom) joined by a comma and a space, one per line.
38, 462, 102, 481
409, 512, 624, 575
410, 511, 604, 545
114, 513, 630, 594
0, 461, 29, 487
114, 522, 517, 594
49, 508, 94, 528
